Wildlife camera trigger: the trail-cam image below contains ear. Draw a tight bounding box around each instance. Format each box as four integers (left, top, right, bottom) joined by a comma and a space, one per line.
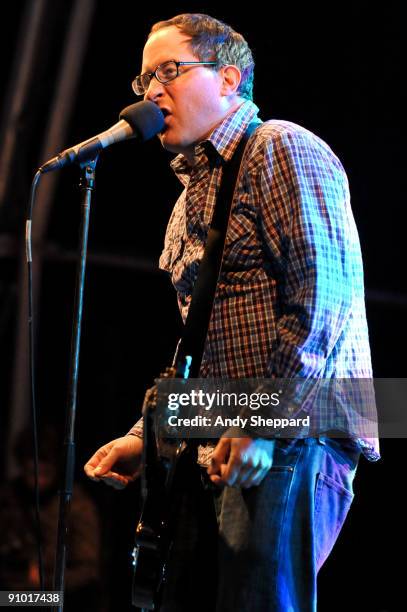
219, 64, 242, 96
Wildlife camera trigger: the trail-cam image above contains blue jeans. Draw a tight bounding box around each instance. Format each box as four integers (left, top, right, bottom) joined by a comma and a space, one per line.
160, 437, 360, 612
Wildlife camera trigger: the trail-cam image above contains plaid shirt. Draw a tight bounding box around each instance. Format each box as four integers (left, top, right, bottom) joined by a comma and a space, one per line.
131, 100, 379, 462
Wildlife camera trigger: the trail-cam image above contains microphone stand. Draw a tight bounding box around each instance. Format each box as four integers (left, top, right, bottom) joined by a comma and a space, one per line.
52, 157, 98, 612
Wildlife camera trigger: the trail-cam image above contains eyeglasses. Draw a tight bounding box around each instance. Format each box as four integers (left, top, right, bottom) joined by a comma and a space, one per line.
132, 60, 218, 96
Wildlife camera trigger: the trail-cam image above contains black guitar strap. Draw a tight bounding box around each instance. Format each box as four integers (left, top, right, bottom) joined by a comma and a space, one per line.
175, 120, 260, 377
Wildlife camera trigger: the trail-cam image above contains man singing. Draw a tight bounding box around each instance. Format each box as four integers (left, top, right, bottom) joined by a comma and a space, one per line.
85, 14, 379, 611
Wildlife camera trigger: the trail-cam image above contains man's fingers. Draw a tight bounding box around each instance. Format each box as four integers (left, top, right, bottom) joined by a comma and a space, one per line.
242, 457, 272, 488
207, 439, 230, 475
208, 438, 275, 488
84, 466, 132, 489
221, 444, 246, 485
98, 472, 129, 489
84, 436, 143, 488
244, 466, 270, 488
233, 463, 257, 487
84, 450, 104, 475
93, 446, 120, 476
209, 463, 228, 487
212, 450, 271, 488
210, 448, 243, 487
84, 457, 104, 480
84, 442, 117, 479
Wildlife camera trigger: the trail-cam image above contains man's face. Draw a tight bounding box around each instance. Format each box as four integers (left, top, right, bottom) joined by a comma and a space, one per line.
141, 26, 230, 161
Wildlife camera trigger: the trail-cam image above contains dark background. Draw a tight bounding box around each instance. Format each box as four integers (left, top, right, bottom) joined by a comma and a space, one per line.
0, 1, 405, 610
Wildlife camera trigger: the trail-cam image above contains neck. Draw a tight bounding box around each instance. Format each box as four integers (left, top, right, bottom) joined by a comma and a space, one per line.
183, 99, 245, 166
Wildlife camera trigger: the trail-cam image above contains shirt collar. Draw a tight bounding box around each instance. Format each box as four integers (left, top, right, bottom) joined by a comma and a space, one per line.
170, 100, 261, 184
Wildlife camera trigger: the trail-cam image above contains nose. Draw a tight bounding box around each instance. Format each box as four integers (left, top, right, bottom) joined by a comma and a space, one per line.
144, 77, 165, 102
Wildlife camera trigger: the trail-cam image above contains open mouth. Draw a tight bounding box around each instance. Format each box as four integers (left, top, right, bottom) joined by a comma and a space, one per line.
158, 108, 171, 134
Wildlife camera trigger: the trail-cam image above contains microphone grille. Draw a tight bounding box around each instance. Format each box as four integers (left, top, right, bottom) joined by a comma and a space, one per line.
119, 101, 164, 142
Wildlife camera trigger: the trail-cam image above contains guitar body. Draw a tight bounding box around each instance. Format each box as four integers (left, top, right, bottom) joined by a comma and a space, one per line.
131, 369, 188, 610
131, 509, 171, 610
131, 464, 168, 609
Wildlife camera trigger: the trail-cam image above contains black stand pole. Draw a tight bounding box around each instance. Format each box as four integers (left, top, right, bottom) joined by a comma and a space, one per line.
52, 158, 98, 612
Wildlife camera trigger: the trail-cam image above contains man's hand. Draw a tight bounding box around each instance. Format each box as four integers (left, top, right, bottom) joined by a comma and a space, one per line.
207, 436, 275, 488
84, 435, 143, 489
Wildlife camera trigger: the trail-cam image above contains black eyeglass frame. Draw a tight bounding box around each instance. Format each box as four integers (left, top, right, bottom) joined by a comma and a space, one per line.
132, 60, 218, 95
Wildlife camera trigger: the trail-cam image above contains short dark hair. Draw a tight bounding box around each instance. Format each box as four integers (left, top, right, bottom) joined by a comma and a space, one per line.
149, 13, 255, 101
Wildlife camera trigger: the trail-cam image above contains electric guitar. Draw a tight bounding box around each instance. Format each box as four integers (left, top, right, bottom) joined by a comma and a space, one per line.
131, 358, 192, 610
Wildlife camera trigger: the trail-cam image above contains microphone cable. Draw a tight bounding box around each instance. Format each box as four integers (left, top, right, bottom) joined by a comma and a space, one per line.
25, 169, 45, 591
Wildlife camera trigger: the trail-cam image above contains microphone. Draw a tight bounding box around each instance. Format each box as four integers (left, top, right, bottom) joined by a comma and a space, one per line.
39, 101, 165, 173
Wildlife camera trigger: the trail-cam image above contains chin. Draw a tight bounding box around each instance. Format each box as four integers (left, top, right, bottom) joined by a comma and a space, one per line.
160, 134, 183, 155
159, 130, 195, 161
